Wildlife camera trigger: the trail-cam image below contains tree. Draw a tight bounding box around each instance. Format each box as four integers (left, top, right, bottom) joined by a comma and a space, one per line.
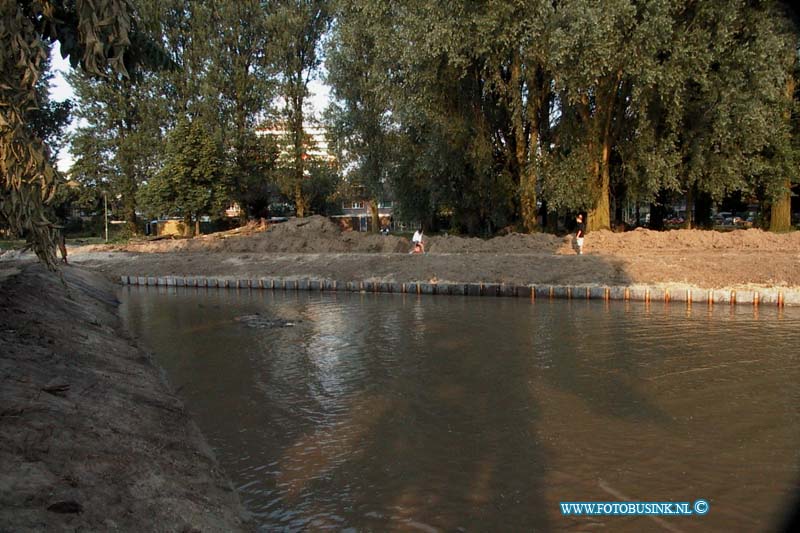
621, 0, 798, 230
68, 69, 164, 234
268, 0, 331, 217
1, 0, 133, 268
325, 1, 396, 232
137, 117, 230, 236
326, 0, 798, 236
28, 50, 72, 166
204, 0, 277, 219
769, 4, 800, 231
544, 0, 658, 231
326, 0, 557, 234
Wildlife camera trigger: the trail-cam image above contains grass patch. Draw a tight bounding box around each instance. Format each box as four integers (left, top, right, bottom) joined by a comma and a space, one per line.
0, 240, 26, 251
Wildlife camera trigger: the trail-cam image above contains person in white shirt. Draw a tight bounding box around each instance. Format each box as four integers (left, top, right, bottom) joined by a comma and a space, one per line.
410, 229, 425, 254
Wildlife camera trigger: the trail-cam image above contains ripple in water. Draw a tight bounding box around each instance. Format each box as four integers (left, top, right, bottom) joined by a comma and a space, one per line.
120, 287, 800, 532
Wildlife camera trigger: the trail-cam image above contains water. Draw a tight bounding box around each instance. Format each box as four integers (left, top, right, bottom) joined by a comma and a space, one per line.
120, 287, 800, 532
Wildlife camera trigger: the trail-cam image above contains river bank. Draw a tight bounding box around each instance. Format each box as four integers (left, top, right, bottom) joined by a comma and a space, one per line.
53, 216, 800, 291
0, 264, 250, 532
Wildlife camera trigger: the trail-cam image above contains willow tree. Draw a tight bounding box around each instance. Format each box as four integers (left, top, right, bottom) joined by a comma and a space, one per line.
770, 1, 800, 231
1, 0, 132, 268
544, 0, 653, 231
268, 0, 331, 218
323, 0, 798, 235
619, 0, 799, 230
330, 0, 558, 234
769, 59, 799, 232
407, 0, 555, 232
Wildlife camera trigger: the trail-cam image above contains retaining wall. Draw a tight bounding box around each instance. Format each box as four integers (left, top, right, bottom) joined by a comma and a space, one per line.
118, 276, 800, 308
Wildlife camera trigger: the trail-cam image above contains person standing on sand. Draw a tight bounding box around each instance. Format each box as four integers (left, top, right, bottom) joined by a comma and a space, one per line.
575, 214, 585, 255
410, 228, 425, 254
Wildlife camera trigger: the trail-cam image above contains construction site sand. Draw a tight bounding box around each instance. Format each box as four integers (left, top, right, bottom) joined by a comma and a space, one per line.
61, 216, 800, 290
79, 215, 800, 255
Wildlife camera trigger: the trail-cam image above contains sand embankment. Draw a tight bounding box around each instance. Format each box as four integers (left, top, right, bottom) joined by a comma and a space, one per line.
63, 216, 800, 290
0, 265, 250, 532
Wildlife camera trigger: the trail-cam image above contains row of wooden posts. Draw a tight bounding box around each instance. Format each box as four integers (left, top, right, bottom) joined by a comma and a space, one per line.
120, 276, 797, 308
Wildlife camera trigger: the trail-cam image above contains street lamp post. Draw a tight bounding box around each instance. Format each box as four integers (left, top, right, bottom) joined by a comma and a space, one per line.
104, 192, 108, 243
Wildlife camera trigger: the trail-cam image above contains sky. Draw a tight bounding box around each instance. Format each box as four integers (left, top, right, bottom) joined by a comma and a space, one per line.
48, 43, 332, 173
48, 45, 78, 173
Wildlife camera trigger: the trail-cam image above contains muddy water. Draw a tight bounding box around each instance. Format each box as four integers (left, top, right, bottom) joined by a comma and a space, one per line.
120, 287, 800, 532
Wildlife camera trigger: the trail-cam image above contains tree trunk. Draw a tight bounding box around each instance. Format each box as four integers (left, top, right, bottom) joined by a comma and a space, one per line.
695, 191, 712, 228
612, 194, 623, 229
587, 76, 617, 233
684, 186, 693, 229
195, 214, 201, 236
649, 189, 667, 230
294, 183, 307, 218
509, 51, 539, 233
770, 180, 792, 232
539, 200, 548, 230
770, 74, 796, 232
119, 155, 139, 235
587, 146, 611, 231
368, 199, 380, 233
123, 198, 139, 235
546, 205, 559, 233
520, 169, 538, 232
291, 85, 306, 217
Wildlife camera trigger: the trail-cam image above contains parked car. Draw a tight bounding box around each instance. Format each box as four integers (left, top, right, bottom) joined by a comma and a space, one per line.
713, 212, 733, 225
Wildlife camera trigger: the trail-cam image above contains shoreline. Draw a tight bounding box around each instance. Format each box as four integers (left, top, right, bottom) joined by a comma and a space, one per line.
8, 217, 800, 290
0, 264, 251, 532
118, 274, 800, 307
65, 245, 800, 297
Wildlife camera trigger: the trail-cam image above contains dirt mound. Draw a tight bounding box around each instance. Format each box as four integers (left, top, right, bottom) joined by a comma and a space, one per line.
76, 217, 800, 257
90, 215, 408, 254
427, 232, 571, 254
586, 228, 800, 254
214, 216, 408, 253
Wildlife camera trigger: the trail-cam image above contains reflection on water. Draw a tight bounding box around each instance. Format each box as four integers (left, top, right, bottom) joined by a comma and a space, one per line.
120, 287, 800, 532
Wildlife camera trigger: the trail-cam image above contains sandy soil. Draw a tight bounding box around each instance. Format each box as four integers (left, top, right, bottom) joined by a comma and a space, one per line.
0, 265, 251, 532
60, 216, 800, 289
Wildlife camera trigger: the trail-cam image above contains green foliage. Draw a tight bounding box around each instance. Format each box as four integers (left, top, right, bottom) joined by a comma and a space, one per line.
9, 0, 796, 256
202, 1, 278, 217
1, 0, 135, 268
137, 117, 231, 231
325, 2, 398, 227
302, 158, 341, 215
539, 145, 597, 213
231, 130, 281, 218
68, 68, 165, 232
326, 0, 554, 232
640, 0, 796, 203
268, 0, 331, 216
27, 50, 72, 164
323, 0, 799, 234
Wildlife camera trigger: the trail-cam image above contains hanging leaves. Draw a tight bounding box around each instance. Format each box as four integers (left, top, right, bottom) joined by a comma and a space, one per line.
0, 0, 132, 269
